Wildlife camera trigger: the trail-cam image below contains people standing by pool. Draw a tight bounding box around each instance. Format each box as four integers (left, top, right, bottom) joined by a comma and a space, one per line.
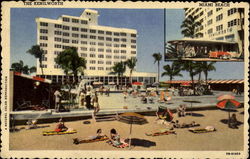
54, 89, 62, 112
79, 90, 86, 109
85, 86, 92, 110
92, 92, 100, 115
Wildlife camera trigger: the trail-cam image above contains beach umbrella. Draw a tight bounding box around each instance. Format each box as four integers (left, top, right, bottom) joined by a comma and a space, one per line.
152, 82, 160, 87
180, 82, 191, 87
116, 112, 148, 149
217, 94, 235, 101
217, 99, 241, 126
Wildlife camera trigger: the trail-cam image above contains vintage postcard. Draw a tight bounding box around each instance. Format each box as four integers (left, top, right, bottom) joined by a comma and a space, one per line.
1, 1, 249, 158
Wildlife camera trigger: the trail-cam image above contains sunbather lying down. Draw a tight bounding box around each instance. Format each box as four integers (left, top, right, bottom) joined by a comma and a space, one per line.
172, 120, 200, 128
73, 129, 108, 144
189, 126, 216, 133
145, 128, 176, 136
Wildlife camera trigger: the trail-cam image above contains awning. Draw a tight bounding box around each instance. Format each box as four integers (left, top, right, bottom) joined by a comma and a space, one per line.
14, 72, 52, 84
132, 82, 143, 86
93, 82, 103, 85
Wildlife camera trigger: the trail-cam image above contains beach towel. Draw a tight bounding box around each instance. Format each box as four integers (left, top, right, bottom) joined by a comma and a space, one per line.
188, 126, 216, 133
106, 139, 129, 148
73, 135, 109, 144
175, 123, 200, 128
145, 129, 176, 136
42, 129, 77, 136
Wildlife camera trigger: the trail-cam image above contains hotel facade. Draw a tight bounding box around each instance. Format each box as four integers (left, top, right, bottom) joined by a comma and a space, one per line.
184, 7, 244, 54
36, 9, 156, 85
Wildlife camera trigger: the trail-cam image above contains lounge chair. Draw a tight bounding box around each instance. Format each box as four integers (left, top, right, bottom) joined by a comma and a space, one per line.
106, 139, 129, 148
145, 129, 176, 136
73, 135, 109, 144
189, 126, 216, 133
156, 106, 174, 122
42, 128, 77, 136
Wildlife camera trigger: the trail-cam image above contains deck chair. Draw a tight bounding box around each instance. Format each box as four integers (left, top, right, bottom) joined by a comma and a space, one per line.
15, 99, 31, 111
156, 106, 173, 122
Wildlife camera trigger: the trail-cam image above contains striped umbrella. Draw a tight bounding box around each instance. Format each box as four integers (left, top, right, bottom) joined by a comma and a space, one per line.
116, 112, 148, 149
217, 99, 241, 126
217, 94, 235, 101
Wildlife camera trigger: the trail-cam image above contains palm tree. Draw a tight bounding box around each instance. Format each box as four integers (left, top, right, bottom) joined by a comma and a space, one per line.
152, 52, 162, 83
110, 61, 126, 87
55, 47, 86, 85
238, 8, 244, 58
126, 57, 137, 84
181, 15, 202, 38
11, 60, 37, 75
27, 45, 45, 75
181, 61, 199, 95
161, 61, 183, 86
201, 61, 216, 86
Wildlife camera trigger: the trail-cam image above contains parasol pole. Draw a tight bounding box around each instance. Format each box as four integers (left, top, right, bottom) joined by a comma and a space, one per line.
129, 117, 133, 149
228, 111, 230, 127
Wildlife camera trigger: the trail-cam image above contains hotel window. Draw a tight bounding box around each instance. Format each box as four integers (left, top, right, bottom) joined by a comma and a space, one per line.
41, 64, 47, 68
114, 32, 120, 36
54, 51, 61, 55
216, 14, 223, 22
114, 38, 119, 42
98, 61, 104, 64
90, 35, 96, 39
114, 56, 119, 59
121, 56, 126, 59
114, 44, 119, 48
63, 32, 70, 36
54, 65, 61, 69
90, 54, 96, 57
121, 38, 127, 42
131, 34, 136, 37
62, 39, 70, 43
199, 11, 204, 17
90, 42, 96, 45
90, 29, 96, 33
54, 37, 62, 42
81, 28, 88, 32
62, 46, 70, 49
72, 19, 79, 23
40, 29, 48, 34
98, 54, 104, 58
40, 22, 48, 26
43, 50, 48, 54
106, 67, 112, 71
228, 8, 237, 16
40, 36, 48, 40
72, 40, 78, 44
63, 26, 70, 30
208, 28, 213, 34
207, 19, 213, 26
120, 32, 127, 36
106, 43, 112, 47
90, 60, 96, 64
207, 10, 213, 17
81, 20, 88, 24
89, 67, 96, 70
216, 8, 222, 11
62, 17, 70, 22
72, 27, 79, 31
90, 48, 96, 51
81, 53, 87, 57
98, 67, 104, 70
98, 30, 104, 34
106, 49, 112, 53
114, 50, 119, 53
131, 51, 136, 54
81, 34, 88, 38
81, 47, 88, 51
228, 19, 238, 27
40, 43, 47, 47
131, 45, 136, 49
106, 55, 112, 58
55, 31, 62, 35
216, 25, 223, 31
98, 42, 104, 46
55, 24, 62, 28
55, 44, 62, 48
72, 33, 79, 38
106, 37, 112, 41
98, 48, 104, 52
81, 41, 88, 44
106, 31, 112, 35
98, 36, 104, 40
106, 61, 112, 65
121, 44, 126, 48
121, 50, 126, 54
131, 39, 136, 43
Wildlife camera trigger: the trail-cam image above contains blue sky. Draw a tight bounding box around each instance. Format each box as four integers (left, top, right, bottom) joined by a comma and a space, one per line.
10, 8, 244, 81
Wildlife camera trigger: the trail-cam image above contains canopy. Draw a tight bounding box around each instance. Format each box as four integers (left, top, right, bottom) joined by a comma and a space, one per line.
132, 82, 143, 86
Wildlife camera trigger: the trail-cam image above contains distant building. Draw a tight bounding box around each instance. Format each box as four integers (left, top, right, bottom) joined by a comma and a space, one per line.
36, 9, 156, 84
184, 8, 244, 54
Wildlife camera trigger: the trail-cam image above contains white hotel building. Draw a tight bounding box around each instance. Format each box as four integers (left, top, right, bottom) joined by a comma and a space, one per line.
184, 7, 244, 54
36, 9, 156, 85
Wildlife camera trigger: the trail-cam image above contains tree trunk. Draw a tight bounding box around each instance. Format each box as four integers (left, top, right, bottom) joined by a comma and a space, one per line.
157, 61, 160, 83
130, 70, 132, 85
39, 60, 44, 75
